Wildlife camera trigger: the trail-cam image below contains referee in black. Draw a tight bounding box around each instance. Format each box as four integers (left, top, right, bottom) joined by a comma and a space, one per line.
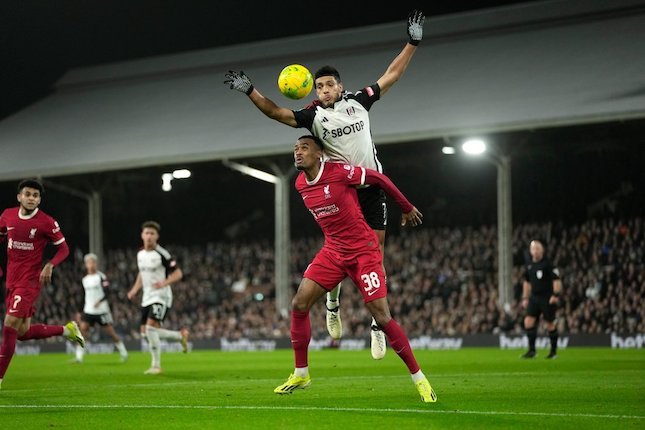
521, 239, 562, 359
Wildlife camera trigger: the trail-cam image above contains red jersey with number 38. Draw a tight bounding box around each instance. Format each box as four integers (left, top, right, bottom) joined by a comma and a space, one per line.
0, 207, 65, 289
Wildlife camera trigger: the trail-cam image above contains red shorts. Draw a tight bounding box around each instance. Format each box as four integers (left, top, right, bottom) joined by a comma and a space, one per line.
4, 286, 39, 318
303, 247, 387, 303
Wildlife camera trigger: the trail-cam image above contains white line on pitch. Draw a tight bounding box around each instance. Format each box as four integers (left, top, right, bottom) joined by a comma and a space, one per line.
0, 404, 643, 420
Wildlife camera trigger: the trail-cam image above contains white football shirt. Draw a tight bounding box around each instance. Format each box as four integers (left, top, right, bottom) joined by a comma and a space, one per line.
82, 271, 111, 315
137, 245, 177, 308
293, 84, 383, 173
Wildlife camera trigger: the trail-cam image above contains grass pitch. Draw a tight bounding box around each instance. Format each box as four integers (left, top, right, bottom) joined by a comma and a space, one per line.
0, 347, 643, 429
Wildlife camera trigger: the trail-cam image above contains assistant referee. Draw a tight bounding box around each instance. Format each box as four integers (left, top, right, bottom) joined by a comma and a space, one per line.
521, 239, 562, 359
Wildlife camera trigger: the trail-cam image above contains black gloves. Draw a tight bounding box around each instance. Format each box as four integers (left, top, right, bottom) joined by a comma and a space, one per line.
224, 70, 254, 95
407, 9, 425, 46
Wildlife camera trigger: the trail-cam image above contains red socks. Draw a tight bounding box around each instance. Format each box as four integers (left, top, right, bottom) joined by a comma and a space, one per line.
0, 326, 18, 378
382, 319, 420, 374
17, 324, 63, 341
290, 310, 311, 368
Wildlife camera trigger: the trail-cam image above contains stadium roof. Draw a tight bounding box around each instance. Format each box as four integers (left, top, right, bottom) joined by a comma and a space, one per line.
1, 0, 644, 181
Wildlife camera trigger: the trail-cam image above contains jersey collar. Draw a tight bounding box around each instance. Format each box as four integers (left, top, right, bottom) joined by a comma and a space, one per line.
306, 161, 326, 186
18, 207, 39, 220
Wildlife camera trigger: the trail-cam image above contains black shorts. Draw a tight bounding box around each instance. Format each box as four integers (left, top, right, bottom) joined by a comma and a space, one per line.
140, 303, 169, 324
527, 296, 557, 322
81, 312, 113, 327
357, 186, 387, 230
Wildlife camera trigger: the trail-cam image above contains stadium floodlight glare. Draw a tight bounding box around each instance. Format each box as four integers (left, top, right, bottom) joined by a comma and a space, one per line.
222, 160, 278, 184
172, 169, 191, 179
442, 146, 456, 155
462, 139, 487, 155
161, 173, 173, 192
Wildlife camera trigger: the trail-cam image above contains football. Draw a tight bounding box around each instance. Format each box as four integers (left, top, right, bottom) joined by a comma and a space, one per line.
277, 64, 313, 100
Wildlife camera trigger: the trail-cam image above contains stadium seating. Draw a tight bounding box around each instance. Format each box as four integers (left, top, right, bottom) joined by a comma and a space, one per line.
34, 217, 643, 342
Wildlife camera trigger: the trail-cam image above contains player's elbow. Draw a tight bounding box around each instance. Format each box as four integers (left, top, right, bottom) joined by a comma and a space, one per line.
268, 110, 295, 126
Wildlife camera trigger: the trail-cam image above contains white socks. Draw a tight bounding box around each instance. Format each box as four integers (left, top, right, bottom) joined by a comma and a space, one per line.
146, 325, 161, 368
115, 341, 128, 358
327, 284, 341, 310
156, 328, 182, 341
75, 344, 84, 362
327, 283, 342, 303
411, 370, 426, 383
294, 366, 309, 378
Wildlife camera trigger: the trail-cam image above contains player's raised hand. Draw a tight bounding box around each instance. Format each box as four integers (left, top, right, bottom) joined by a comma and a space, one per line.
224, 70, 254, 95
407, 9, 425, 46
401, 206, 423, 227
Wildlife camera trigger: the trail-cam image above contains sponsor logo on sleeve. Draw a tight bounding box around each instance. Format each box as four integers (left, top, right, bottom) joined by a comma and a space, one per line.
343, 164, 355, 179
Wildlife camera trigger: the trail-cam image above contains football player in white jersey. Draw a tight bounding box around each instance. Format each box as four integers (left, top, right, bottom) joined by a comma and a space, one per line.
127, 221, 189, 375
74, 253, 128, 363
225, 10, 425, 359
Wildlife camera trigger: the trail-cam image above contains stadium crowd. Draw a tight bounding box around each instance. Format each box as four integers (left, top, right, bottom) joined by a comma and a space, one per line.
19, 217, 645, 341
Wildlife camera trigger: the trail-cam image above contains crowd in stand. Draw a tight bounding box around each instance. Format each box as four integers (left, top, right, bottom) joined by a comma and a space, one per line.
21, 217, 645, 341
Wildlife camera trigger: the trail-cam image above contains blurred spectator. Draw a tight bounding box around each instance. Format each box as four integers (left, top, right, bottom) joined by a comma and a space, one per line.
17, 217, 643, 341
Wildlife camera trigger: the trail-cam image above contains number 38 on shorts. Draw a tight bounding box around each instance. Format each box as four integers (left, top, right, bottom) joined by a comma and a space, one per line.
360, 271, 386, 299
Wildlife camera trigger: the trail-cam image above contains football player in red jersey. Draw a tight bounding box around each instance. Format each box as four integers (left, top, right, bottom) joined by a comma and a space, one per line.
273, 136, 437, 403
0, 179, 85, 389
225, 10, 426, 358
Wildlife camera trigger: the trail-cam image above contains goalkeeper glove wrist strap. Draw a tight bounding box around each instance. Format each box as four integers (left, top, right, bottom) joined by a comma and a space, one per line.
409, 39, 420, 46
245, 85, 254, 96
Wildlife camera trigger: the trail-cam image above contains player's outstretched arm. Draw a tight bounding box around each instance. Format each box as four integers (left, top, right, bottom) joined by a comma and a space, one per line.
376, 9, 425, 96
363, 168, 423, 226
224, 70, 298, 127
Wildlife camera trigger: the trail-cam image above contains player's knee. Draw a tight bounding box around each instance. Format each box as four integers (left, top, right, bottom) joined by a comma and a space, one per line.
4, 316, 21, 330
16, 325, 29, 337
524, 317, 535, 329
367, 302, 391, 326
291, 295, 310, 312
373, 314, 391, 328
